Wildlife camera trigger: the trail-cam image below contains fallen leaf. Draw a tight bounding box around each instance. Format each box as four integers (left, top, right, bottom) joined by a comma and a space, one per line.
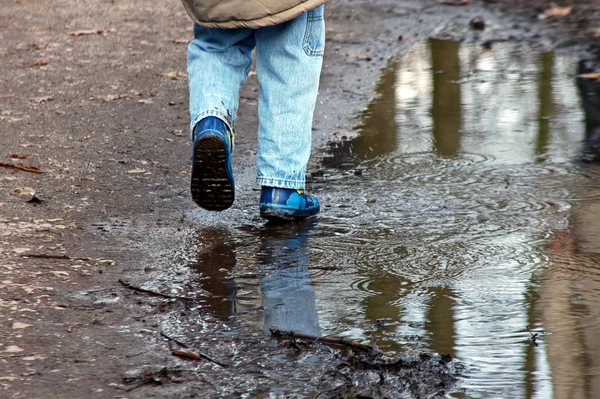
10, 187, 36, 196
540, 6, 572, 19
0, 376, 18, 381
4, 346, 24, 353
102, 94, 127, 101
108, 383, 124, 388
579, 72, 600, 80
12, 248, 32, 254
31, 58, 49, 67
171, 129, 184, 137
12, 322, 32, 329
173, 38, 189, 44
10, 154, 30, 160
127, 168, 146, 174
22, 355, 46, 361
36, 96, 53, 104
160, 71, 187, 80
51, 271, 69, 277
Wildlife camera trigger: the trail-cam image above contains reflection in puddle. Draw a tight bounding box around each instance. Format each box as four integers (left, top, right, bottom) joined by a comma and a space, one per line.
327, 39, 584, 167
193, 223, 321, 336
191, 40, 600, 398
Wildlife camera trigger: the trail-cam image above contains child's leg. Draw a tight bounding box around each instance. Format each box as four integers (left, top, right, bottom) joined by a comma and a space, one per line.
187, 25, 255, 210
187, 24, 255, 134
254, 6, 325, 190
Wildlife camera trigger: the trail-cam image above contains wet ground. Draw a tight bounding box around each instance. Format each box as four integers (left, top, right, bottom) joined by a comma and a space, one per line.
2, 0, 600, 398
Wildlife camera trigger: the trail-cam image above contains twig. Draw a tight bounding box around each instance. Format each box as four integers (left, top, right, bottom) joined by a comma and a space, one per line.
0, 354, 24, 359
120, 368, 215, 392
342, 89, 366, 97
20, 254, 90, 261
124, 377, 162, 392
168, 341, 230, 368
69, 29, 106, 36
437, 0, 469, 5
0, 94, 15, 99
118, 279, 193, 301
0, 162, 44, 173
527, 327, 539, 347
270, 329, 373, 352
160, 331, 189, 348
162, 333, 229, 368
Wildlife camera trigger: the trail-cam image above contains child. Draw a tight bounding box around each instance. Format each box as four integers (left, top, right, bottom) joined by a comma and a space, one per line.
181, 0, 327, 221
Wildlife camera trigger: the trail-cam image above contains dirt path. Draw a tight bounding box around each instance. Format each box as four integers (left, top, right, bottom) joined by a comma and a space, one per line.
1, 0, 598, 398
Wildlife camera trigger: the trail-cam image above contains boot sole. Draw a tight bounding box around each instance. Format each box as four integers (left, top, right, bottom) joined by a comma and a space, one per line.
191, 134, 234, 211
259, 206, 319, 222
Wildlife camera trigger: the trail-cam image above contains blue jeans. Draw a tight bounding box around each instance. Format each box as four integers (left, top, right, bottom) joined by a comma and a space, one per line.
187, 6, 325, 189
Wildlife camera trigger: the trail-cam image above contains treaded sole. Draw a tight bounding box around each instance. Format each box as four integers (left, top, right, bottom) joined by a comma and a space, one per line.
191, 134, 234, 211
259, 207, 318, 222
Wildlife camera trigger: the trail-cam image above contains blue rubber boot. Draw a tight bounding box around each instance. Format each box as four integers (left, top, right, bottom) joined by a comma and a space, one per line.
259, 187, 320, 222
191, 117, 234, 211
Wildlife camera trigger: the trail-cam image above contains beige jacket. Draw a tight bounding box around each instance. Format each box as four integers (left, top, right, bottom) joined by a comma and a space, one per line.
180, 0, 327, 29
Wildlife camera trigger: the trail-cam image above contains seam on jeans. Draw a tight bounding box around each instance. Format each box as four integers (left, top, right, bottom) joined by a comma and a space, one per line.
258, 177, 305, 181
257, 176, 306, 188
302, 9, 324, 57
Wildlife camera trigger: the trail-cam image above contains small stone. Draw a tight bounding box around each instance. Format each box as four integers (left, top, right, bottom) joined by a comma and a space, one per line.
470, 16, 486, 30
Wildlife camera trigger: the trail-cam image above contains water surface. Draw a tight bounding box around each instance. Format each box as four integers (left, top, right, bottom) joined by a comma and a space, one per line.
192, 40, 600, 398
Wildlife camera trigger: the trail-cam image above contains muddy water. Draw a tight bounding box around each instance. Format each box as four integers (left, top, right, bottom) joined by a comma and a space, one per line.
190, 40, 600, 398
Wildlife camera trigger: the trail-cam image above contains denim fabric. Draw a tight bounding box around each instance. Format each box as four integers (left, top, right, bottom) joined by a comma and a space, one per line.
187, 6, 325, 189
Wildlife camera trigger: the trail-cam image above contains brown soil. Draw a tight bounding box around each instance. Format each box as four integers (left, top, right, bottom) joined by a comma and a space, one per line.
1, 0, 598, 398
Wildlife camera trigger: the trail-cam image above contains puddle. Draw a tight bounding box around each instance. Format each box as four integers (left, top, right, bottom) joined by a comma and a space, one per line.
188, 40, 600, 398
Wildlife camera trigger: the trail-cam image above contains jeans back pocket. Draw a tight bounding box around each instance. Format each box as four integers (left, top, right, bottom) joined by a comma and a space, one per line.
303, 5, 325, 57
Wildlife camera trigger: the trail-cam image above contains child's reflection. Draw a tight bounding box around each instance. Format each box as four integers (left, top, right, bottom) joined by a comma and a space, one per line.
193, 222, 321, 336
257, 222, 321, 336
191, 227, 237, 320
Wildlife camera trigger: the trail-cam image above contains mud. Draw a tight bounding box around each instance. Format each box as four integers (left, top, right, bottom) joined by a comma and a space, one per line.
1, 0, 600, 398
